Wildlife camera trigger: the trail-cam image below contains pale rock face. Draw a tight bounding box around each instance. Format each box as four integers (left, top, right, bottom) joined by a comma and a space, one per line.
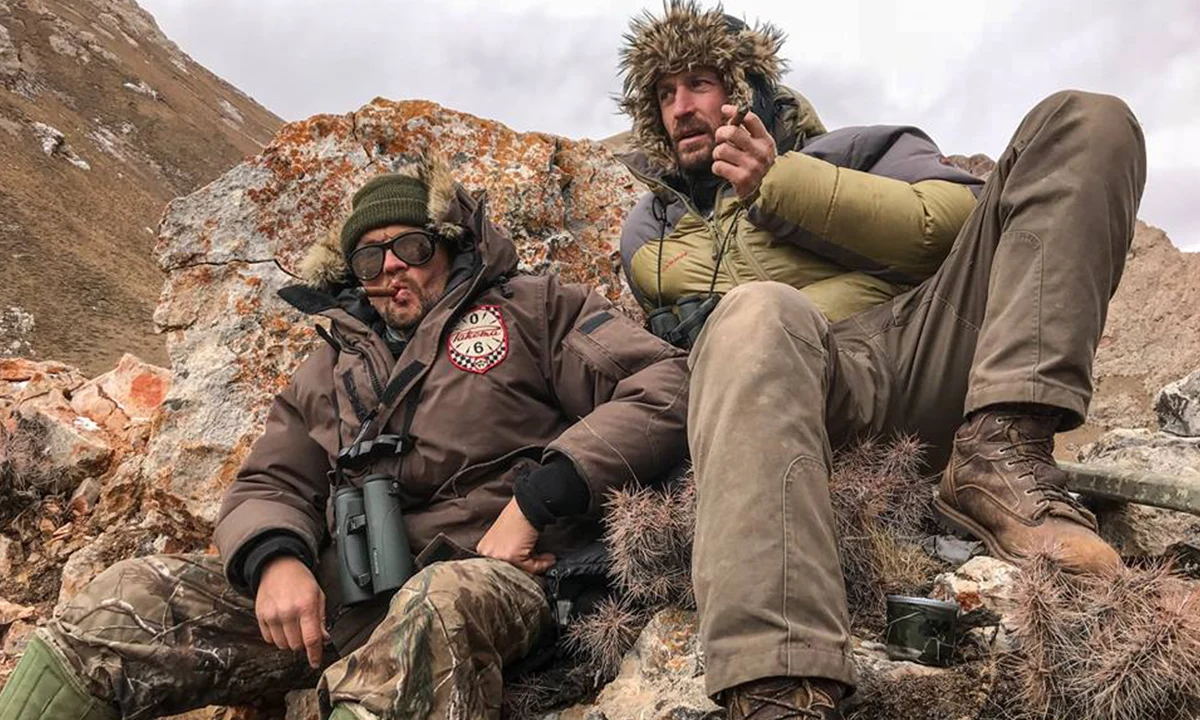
1156, 370, 1200, 437
219, 99, 244, 125
0, 23, 21, 78
0, 535, 18, 577
123, 79, 158, 99
931, 555, 1021, 653
558, 609, 717, 720
30, 122, 91, 170
1082, 428, 1200, 556
48, 33, 89, 62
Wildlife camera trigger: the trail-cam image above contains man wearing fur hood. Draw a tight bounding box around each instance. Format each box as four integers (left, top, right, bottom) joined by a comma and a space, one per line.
0, 159, 689, 719
617, 2, 1146, 718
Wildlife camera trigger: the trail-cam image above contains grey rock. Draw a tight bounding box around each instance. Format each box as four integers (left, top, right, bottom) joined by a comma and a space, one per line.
0, 306, 35, 357
0, 23, 21, 78
1156, 370, 1200, 437
920, 534, 984, 565
1082, 429, 1200, 556
30, 122, 90, 170
558, 609, 719, 720
931, 555, 1021, 653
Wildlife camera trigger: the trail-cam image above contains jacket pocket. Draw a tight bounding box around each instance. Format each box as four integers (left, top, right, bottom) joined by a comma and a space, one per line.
430, 445, 543, 501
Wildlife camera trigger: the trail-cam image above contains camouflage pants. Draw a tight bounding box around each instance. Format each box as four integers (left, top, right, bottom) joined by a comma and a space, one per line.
42, 554, 550, 719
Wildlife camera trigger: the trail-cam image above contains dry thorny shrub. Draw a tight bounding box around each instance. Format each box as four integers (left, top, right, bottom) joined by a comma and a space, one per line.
605, 473, 696, 609
0, 416, 61, 524
503, 598, 648, 718
508, 436, 939, 716
1009, 554, 1200, 720
563, 596, 648, 683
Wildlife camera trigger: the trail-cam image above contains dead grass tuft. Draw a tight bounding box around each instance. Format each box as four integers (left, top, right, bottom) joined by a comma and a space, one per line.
828, 435, 938, 629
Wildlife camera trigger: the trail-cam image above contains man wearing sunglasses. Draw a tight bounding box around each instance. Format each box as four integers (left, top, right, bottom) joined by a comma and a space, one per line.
0, 158, 689, 720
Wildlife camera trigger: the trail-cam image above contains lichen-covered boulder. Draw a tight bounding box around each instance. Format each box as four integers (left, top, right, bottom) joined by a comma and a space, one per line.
142, 99, 642, 522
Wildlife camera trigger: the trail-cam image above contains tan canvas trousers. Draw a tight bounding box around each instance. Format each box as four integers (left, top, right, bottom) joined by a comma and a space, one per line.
688, 90, 1147, 695
39, 554, 549, 719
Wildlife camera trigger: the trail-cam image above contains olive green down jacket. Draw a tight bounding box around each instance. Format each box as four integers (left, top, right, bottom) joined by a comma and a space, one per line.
619, 87, 984, 321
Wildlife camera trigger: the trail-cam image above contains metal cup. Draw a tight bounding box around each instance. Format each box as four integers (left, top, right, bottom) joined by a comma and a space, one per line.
884, 595, 961, 667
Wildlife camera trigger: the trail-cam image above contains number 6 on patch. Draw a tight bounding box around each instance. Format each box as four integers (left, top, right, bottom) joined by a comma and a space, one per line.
447, 305, 509, 374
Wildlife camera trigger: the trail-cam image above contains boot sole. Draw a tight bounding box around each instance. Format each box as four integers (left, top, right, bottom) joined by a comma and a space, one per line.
932, 497, 1024, 566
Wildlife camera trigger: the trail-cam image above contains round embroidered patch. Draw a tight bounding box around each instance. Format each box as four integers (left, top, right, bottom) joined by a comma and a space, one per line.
447, 305, 509, 374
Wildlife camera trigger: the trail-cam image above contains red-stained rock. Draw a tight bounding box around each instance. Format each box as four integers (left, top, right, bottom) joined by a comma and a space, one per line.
91, 353, 171, 423
68, 383, 127, 435
0, 358, 88, 416
5, 392, 114, 495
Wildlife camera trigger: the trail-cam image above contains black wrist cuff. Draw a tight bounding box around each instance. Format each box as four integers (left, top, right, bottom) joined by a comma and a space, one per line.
242, 532, 313, 595
513, 455, 590, 532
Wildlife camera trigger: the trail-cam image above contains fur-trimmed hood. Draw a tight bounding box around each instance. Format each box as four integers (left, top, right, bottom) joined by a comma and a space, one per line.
618, 0, 787, 175
295, 154, 519, 295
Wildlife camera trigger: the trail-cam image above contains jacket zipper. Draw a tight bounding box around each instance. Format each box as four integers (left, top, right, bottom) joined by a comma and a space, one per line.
330, 326, 386, 400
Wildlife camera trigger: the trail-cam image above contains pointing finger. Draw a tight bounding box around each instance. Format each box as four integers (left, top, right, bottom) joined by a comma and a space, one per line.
300, 607, 325, 669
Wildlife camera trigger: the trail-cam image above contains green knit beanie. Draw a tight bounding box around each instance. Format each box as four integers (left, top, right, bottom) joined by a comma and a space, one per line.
339, 174, 430, 261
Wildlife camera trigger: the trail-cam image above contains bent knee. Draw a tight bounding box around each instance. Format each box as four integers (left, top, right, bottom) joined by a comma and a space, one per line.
703, 282, 828, 346
1040, 90, 1145, 156
402, 558, 539, 606
58, 556, 178, 629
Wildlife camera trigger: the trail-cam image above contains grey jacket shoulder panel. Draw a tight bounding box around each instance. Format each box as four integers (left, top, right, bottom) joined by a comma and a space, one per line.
800, 125, 984, 189
619, 192, 689, 304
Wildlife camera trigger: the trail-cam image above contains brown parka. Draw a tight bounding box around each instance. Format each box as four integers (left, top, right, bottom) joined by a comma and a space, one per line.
212, 163, 689, 651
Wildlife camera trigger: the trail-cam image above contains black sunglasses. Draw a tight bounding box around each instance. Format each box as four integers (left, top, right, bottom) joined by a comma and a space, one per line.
349, 230, 437, 281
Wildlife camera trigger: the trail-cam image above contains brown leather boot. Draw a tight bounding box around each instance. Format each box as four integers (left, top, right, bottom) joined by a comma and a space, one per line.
935, 408, 1121, 575
725, 677, 844, 720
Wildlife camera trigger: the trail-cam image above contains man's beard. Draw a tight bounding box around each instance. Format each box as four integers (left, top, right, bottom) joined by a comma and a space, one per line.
673, 119, 716, 173
379, 285, 439, 333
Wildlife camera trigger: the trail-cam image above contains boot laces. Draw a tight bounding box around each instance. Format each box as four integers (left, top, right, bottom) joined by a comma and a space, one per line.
740, 691, 825, 720
1001, 434, 1086, 517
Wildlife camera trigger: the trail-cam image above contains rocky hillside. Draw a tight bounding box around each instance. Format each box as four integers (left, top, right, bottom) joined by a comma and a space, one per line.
0, 0, 282, 375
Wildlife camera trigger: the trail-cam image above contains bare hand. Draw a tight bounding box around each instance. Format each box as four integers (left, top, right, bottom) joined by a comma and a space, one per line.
255, 556, 329, 669
476, 498, 556, 575
712, 104, 777, 200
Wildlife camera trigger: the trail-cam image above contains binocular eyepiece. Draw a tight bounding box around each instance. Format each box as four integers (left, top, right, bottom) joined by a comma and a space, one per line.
334, 474, 413, 605
648, 293, 720, 350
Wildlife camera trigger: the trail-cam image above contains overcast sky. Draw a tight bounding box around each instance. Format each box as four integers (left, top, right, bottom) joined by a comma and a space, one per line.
139, 0, 1200, 250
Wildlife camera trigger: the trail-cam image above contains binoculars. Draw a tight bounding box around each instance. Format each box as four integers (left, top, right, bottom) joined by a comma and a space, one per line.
647, 293, 720, 350
333, 474, 413, 605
